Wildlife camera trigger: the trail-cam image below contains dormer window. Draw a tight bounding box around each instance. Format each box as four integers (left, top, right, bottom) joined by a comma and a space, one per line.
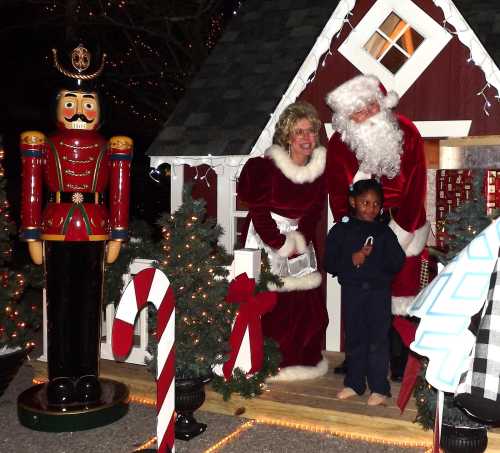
338, 0, 451, 96
363, 12, 424, 74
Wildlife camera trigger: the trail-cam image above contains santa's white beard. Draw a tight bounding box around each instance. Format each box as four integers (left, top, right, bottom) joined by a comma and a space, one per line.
334, 110, 403, 179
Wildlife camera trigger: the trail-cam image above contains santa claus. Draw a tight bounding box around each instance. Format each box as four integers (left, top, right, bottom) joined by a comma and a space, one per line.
325, 74, 430, 377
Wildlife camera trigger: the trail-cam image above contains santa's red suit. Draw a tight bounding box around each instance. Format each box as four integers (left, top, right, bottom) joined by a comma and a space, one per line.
325, 76, 429, 314
238, 144, 329, 380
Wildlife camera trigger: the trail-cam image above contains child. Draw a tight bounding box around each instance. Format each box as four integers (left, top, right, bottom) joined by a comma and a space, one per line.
325, 179, 405, 406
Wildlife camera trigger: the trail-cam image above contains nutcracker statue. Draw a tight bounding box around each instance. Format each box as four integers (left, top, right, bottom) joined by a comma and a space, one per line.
17, 43, 132, 431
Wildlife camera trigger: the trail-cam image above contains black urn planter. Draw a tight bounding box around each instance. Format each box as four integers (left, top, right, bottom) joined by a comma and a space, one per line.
175, 376, 211, 441
440, 424, 488, 453
0, 348, 28, 398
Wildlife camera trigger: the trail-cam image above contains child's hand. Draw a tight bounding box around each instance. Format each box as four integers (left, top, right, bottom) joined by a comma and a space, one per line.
352, 245, 373, 268
352, 250, 366, 267
361, 245, 373, 256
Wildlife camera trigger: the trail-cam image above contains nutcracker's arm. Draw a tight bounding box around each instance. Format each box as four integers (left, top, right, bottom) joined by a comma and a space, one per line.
20, 131, 45, 265
107, 135, 133, 264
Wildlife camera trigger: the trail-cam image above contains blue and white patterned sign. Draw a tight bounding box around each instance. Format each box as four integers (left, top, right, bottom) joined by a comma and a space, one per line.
409, 219, 500, 392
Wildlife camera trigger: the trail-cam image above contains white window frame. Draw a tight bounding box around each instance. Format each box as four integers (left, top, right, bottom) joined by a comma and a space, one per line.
338, 0, 452, 97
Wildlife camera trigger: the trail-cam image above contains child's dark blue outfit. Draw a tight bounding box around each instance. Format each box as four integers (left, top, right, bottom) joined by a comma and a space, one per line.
325, 216, 405, 396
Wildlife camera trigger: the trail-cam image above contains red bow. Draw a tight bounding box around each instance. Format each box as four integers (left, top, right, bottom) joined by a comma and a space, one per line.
222, 273, 277, 380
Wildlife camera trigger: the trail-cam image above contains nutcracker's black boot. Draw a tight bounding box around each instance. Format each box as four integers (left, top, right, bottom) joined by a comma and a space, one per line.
47, 377, 75, 406
75, 375, 101, 404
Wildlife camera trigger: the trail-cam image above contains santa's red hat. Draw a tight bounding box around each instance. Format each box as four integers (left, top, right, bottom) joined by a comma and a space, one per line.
325, 74, 399, 116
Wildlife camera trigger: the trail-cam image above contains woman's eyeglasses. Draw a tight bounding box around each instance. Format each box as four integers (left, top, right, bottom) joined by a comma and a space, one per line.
292, 128, 318, 138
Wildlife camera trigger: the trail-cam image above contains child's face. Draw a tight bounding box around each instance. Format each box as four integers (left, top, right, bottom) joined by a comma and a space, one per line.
349, 189, 382, 222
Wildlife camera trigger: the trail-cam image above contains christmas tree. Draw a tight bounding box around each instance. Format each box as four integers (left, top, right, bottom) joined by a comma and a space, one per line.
148, 187, 280, 399
0, 139, 39, 353
155, 188, 235, 379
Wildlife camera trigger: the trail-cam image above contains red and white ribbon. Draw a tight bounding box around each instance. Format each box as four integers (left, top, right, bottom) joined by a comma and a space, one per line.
112, 268, 175, 453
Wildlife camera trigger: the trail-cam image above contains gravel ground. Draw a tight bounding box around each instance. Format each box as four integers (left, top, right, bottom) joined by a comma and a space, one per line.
0, 361, 426, 453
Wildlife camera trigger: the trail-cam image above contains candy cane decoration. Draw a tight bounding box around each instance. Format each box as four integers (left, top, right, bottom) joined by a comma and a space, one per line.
112, 268, 175, 453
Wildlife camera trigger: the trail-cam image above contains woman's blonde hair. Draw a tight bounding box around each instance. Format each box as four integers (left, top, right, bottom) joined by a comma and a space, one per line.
273, 101, 322, 148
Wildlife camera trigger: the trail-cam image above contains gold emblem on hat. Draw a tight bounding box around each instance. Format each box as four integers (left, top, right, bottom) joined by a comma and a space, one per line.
71, 44, 91, 72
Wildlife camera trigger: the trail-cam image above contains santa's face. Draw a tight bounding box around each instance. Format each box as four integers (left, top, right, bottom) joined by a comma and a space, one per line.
333, 107, 403, 179
56, 89, 100, 130
349, 101, 380, 124
349, 189, 382, 222
289, 118, 317, 165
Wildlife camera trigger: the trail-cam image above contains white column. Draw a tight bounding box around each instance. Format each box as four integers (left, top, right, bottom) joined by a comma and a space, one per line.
170, 163, 184, 214
215, 164, 233, 253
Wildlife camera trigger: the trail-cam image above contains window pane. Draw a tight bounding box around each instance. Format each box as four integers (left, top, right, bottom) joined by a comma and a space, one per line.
379, 12, 407, 38
396, 27, 424, 56
364, 31, 390, 60
379, 46, 408, 73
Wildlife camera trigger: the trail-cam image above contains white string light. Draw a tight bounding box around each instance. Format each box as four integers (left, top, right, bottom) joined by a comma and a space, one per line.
434, 0, 500, 117
477, 83, 492, 116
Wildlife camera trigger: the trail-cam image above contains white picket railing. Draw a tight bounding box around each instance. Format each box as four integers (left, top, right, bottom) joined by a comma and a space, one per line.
40, 250, 261, 366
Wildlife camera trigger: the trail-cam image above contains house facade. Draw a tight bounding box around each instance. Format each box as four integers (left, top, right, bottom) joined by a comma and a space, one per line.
148, 0, 500, 351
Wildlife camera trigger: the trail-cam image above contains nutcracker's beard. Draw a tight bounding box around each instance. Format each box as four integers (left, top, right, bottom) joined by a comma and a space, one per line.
333, 109, 403, 179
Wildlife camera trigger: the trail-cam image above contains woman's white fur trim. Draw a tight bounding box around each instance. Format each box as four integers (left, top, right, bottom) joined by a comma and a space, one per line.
268, 271, 322, 292
406, 221, 431, 257
266, 356, 329, 382
392, 296, 415, 315
277, 230, 307, 257
267, 145, 326, 184
389, 219, 414, 251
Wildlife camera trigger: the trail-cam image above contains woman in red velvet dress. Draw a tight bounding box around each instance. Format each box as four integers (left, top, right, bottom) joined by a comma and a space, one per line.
237, 101, 328, 381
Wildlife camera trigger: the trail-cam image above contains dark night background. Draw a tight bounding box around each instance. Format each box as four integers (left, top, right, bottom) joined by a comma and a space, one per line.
0, 0, 243, 262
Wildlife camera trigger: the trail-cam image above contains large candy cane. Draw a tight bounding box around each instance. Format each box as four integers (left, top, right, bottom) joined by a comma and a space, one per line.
112, 268, 175, 453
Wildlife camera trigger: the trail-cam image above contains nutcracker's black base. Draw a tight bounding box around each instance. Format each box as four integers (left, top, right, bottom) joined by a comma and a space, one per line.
175, 413, 207, 441
17, 378, 129, 432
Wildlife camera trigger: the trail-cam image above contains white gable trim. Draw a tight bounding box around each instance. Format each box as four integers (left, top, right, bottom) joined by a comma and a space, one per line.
434, 0, 500, 95
248, 0, 500, 159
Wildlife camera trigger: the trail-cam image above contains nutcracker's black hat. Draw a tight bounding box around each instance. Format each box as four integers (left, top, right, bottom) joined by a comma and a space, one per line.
52, 41, 106, 92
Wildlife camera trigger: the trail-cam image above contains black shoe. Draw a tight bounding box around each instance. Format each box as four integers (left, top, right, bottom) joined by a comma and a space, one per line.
47, 377, 75, 406
74, 375, 101, 404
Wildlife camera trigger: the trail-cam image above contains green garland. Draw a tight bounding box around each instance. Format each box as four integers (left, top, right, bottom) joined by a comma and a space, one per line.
211, 339, 281, 400
413, 360, 486, 430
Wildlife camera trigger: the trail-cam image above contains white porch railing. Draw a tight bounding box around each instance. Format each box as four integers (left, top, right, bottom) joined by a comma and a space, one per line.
40, 250, 261, 366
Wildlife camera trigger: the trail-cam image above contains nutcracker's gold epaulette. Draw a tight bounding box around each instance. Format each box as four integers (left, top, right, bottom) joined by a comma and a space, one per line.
110, 136, 133, 152
20, 131, 46, 146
